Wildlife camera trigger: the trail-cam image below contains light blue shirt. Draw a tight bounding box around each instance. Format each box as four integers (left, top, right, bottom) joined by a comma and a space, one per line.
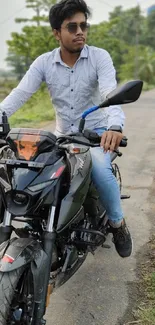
0, 45, 125, 135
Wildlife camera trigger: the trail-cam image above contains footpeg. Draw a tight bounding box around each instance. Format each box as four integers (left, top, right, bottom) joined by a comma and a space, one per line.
121, 195, 130, 200
15, 227, 30, 238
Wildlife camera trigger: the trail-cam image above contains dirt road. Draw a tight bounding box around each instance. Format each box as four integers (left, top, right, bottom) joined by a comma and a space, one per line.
42, 89, 155, 325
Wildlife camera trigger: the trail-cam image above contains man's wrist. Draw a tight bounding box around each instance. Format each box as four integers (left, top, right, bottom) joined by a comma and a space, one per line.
108, 125, 123, 133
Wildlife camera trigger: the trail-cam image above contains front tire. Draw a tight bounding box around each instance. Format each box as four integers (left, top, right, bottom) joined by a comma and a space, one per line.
0, 268, 34, 325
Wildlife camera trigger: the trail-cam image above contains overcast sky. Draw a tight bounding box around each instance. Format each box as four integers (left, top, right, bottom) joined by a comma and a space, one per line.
0, 0, 154, 69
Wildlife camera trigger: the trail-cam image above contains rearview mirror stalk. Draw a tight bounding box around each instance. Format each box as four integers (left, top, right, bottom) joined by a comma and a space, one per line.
79, 118, 85, 133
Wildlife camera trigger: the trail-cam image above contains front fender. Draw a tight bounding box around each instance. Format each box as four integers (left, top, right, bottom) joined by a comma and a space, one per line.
0, 237, 45, 272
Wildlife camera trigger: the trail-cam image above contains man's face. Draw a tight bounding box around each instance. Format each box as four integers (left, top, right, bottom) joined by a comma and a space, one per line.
54, 12, 89, 53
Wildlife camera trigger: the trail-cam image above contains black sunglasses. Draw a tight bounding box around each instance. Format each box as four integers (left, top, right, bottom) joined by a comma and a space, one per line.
62, 22, 90, 34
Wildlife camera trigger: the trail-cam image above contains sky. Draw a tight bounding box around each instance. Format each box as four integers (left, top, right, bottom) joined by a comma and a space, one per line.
0, 0, 155, 70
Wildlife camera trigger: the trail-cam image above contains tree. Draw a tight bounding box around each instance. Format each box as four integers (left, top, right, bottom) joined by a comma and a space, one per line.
87, 21, 126, 77
138, 47, 155, 83
109, 6, 145, 46
119, 45, 155, 84
144, 10, 155, 49
7, 26, 58, 66
109, 6, 123, 20
5, 1, 155, 85
6, 0, 57, 78
15, 0, 57, 26
119, 46, 138, 81
5, 52, 27, 80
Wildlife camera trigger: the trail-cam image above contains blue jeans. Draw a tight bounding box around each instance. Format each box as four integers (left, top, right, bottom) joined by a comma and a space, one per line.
90, 127, 124, 224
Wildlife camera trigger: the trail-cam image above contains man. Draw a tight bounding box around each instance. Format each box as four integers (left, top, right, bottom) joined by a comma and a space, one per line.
0, 0, 132, 258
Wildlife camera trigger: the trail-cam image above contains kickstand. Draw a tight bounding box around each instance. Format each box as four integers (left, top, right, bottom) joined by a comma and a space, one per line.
88, 247, 95, 255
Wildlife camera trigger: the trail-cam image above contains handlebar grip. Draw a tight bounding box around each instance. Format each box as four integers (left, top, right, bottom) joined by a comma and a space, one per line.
83, 130, 128, 148
83, 129, 101, 143
119, 136, 128, 147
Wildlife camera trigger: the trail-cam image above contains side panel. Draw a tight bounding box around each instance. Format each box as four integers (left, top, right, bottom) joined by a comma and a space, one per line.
56, 151, 92, 232
0, 237, 45, 272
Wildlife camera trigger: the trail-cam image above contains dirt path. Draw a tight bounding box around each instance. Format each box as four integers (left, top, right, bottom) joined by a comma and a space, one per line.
41, 90, 155, 325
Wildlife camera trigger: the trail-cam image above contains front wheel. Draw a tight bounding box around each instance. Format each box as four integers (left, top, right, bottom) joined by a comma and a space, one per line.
0, 268, 34, 325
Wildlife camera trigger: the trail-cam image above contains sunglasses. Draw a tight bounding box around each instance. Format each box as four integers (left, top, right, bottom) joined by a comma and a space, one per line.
62, 22, 90, 34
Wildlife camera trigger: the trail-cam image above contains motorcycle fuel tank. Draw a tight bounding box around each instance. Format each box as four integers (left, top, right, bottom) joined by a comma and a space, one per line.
56, 150, 92, 232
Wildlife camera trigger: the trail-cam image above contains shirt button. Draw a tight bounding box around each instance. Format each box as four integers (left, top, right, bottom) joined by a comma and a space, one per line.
71, 89, 73, 91
71, 124, 74, 126
71, 107, 73, 109
71, 70, 74, 73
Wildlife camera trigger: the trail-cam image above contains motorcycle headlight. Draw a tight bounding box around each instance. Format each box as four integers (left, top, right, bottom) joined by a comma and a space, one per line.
13, 192, 29, 205
28, 180, 54, 192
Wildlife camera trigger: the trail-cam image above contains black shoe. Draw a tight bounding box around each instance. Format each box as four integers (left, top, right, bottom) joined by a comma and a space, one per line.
111, 219, 132, 258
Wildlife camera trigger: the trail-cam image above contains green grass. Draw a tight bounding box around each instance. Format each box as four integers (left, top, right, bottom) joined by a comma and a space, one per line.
0, 81, 55, 128
9, 88, 55, 128
133, 236, 155, 325
142, 82, 155, 91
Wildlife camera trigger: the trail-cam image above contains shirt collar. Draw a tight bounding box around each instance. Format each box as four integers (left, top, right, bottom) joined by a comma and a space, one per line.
54, 48, 62, 63
53, 45, 88, 64
79, 45, 88, 59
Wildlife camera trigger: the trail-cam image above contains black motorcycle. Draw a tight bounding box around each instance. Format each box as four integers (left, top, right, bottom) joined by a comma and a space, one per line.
0, 80, 143, 325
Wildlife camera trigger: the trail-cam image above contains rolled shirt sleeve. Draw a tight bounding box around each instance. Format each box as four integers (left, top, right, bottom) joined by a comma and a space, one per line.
96, 49, 125, 129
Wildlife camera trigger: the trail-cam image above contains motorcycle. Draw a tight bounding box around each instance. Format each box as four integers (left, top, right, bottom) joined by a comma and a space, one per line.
0, 80, 143, 325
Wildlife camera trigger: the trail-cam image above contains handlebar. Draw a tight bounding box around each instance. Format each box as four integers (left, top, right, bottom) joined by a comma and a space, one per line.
0, 112, 128, 150
82, 129, 127, 147
56, 130, 128, 149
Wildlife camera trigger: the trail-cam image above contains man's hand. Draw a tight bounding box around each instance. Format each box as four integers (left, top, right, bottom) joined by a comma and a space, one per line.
100, 131, 123, 153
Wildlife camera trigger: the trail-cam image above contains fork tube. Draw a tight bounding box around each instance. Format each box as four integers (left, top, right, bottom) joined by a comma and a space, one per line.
33, 206, 56, 324
3, 210, 11, 226
0, 210, 12, 244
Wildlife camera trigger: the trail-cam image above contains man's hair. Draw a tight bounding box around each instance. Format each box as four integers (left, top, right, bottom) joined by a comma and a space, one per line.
49, 0, 91, 30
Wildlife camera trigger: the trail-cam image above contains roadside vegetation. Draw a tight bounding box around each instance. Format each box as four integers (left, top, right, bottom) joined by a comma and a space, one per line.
0, 1, 155, 323
130, 236, 155, 325
0, 0, 155, 128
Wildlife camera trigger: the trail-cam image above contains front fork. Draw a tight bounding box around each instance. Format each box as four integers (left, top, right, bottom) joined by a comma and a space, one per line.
0, 210, 13, 244
0, 207, 57, 325
31, 206, 57, 325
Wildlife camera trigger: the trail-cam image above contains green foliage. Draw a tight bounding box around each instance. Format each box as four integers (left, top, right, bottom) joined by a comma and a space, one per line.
1, 2, 154, 129
0, 81, 55, 127
15, 0, 56, 26
87, 22, 126, 76
7, 25, 58, 66
119, 45, 155, 83
0, 80, 17, 101
133, 236, 155, 325
138, 47, 155, 83
5, 52, 26, 80
109, 6, 122, 20
4, 1, 155, 107
9, 87, 55, 128
0, 70, 14, 79
144, 10, 155, 49
109, 6, 145, 46
7, 0, 57, 65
